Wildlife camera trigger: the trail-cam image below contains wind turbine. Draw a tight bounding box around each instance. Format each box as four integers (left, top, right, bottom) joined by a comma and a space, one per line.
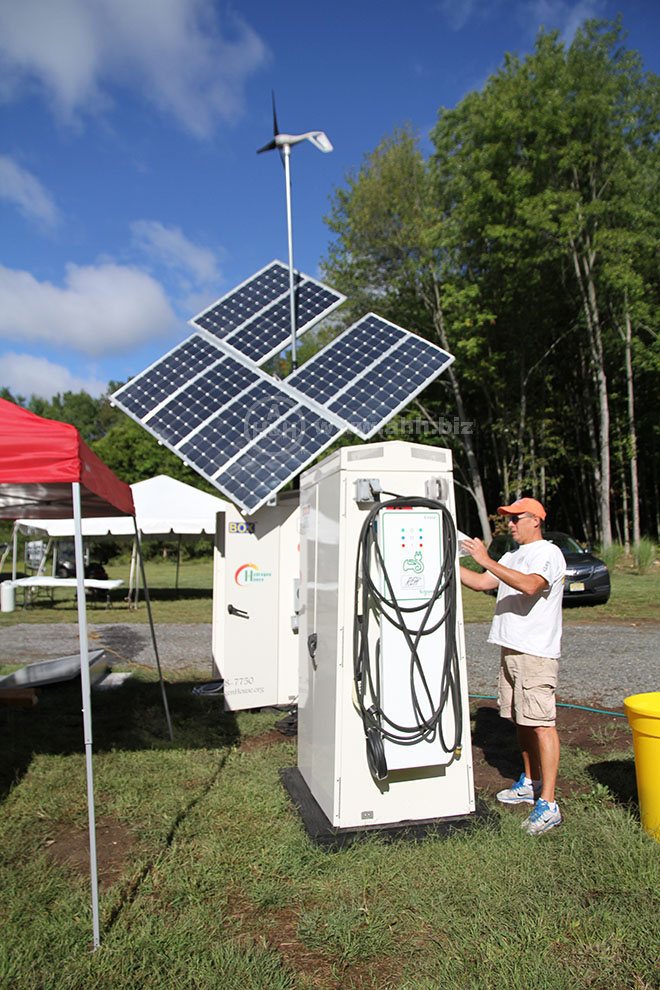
257, 94, 333, 371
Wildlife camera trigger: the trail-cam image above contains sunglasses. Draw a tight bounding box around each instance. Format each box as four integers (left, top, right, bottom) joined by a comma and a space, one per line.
507, 513, 534, 523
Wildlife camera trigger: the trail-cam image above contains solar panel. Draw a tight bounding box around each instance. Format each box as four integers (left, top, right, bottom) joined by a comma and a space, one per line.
191, 261, 291, 335
144, 356, 262, 445
190, 260, 345, 365
112, 336, 222, 420
286, 314, 454, 438
214, 406, 343, 513
287, 315, 405, 404
177, 380, 298, 475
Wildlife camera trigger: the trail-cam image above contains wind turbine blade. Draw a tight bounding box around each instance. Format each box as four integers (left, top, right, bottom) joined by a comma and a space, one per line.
256, 139, 278, 154
272, 91, 285, 168
272, 90, 279, 137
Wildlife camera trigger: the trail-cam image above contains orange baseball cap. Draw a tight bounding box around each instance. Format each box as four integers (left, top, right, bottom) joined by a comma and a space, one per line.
497, 497, 546, 520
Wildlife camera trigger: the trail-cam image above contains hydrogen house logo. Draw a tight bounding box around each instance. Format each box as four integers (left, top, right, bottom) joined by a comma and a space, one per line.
234, 563, 273, 586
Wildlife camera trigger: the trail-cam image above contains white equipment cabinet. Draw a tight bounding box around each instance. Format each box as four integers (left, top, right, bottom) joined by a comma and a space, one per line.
212, 492, 300, 711
297, 441, 475, 831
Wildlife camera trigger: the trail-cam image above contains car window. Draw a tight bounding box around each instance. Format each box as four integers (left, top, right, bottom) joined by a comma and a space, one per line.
544, 532, 585, 553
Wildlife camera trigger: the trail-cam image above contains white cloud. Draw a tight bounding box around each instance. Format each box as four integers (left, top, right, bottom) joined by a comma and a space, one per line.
131, 220, 222, 287
523, 0, 605, 42
436, 0, 483, 31
0, 0, 268, 137
1, 352, 107, 399
0, 154, 60, 227
0, 262, 177, 356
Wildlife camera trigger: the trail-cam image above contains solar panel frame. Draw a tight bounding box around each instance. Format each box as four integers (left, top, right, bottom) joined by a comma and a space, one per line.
189, 260, 345, 366
286, 313, 455, 439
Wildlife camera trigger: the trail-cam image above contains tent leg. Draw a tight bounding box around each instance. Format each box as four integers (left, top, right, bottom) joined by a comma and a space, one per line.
133, 519, 173, 741
128, 538, 137, 608
175, 533, 182, 596
12, 521, 18, 581
73, 482, 101, 950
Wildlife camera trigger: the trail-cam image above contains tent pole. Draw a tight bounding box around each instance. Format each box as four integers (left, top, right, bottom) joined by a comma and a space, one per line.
128, 537, 137, 607
73, 482, 101, 950
133, 518, 173, 741
175, 533, 182, 595
135, 536, 142, 608
12, 521, 18, 580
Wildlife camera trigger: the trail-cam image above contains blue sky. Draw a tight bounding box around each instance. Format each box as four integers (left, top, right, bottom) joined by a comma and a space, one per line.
1, 0, 658, 400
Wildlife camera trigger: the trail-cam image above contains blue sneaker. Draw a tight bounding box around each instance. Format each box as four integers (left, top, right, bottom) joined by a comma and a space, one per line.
522, 798, 562, 835
496, 773, 540, 805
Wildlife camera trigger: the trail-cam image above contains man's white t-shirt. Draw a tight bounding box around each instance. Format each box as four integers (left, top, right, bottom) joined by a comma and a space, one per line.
488, 540, 566, 659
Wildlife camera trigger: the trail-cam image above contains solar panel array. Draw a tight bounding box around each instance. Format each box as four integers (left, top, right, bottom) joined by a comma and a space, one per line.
112, 264, 455, 514
190, 260, 345, 365
286, 314, 454, 438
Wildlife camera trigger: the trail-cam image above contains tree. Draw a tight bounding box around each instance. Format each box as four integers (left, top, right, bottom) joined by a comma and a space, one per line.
92, 414, 216, 491
430, 18, 659, 545
323, 128, 493, 540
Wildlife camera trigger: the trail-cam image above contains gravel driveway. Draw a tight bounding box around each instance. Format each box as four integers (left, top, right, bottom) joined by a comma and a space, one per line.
1, 620, 657, 708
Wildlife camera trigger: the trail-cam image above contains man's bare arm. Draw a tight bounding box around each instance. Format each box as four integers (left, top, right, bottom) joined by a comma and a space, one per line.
460, 537, 548, 596
459, 565, 499, 592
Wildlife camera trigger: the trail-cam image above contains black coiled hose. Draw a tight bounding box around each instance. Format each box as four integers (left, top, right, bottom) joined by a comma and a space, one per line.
353, 496, 463, 780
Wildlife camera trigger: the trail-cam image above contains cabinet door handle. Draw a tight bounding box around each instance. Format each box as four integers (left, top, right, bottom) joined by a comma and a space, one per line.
228, 604, 249, 619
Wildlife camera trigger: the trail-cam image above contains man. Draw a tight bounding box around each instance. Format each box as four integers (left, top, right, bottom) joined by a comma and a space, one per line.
460, 497, 566, 835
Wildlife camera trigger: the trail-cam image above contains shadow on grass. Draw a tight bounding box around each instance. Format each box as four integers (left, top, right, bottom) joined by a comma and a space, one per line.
586, 758, 639, 809
471, 705, 522, 781
0, 675, 239, 801
132, 587, 213, 602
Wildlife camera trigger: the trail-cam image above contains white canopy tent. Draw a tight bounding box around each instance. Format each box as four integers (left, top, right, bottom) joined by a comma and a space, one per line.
13, 475, 232, 600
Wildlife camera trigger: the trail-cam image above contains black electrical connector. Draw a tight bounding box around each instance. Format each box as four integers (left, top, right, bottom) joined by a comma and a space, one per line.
353, 496, 463, 781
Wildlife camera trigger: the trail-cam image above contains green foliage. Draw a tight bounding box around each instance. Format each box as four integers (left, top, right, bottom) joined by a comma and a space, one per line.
598, 542, 626, 570
92, 413, 215, 490
633, 537, 656, 574
322, 17, 659, 546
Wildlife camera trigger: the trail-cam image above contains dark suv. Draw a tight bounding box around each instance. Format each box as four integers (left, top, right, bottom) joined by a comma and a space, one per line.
487, 531, 611, 606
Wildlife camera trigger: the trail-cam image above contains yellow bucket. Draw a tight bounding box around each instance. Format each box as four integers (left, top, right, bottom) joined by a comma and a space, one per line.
624, 692, 660, 841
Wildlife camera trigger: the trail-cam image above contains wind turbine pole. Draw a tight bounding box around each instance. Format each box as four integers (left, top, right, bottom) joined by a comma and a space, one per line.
256, 96, 333, 373
282, 142, 298, 371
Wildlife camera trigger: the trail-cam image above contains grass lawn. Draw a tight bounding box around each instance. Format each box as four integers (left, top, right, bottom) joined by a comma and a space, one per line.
0, 556, 215, 626
0, 670, 658, 990
1, 552, 658, 988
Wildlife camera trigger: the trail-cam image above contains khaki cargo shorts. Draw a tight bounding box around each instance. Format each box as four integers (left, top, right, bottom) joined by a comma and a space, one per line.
497, 648, 559, 727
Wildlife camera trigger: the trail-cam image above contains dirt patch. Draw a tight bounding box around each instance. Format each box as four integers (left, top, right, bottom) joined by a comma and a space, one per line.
238, 728, 290, 753
262, 903, 342, 989
45, 816, 136, 888
471, 700, 633, 798
226, 893, 404, 990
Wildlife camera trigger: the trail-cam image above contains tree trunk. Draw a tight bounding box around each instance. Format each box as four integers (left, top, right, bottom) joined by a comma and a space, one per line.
569, 236, 612, 547
428, 279, 491, 542
623, 304, 641, 546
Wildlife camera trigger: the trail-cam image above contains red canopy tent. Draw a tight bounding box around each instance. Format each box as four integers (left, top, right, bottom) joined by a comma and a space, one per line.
0, 397, 172, 948
0, 396, 135, 518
